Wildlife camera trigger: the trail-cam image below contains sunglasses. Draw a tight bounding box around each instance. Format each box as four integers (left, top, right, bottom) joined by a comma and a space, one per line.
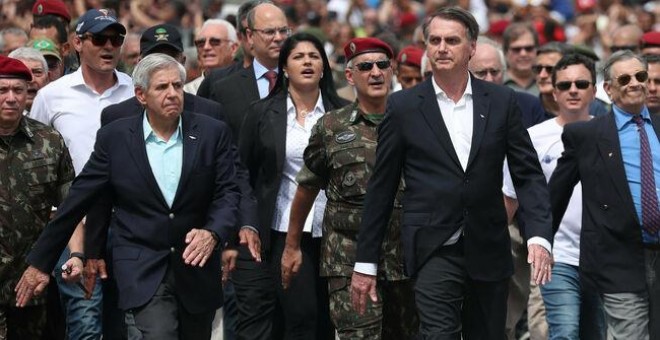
79, 33, 125, 47
509, 45, 536, 54
610, 45, 638, 53
354, 60, 391, 72
555, 80, 591, 91
614, 71, 649, 86
473, 68, 501, 78
531, 64, 554, 75
193, 37, 232, 49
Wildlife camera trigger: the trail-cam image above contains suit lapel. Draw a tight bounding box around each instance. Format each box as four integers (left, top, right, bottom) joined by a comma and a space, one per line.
173, 112, 200, 207
241, 66, 260, 102
597, 113, 639, 223
417, 79, 462, 169
466, 79, 489, 169
127, 114, 168, 207
270, 94, 288, 175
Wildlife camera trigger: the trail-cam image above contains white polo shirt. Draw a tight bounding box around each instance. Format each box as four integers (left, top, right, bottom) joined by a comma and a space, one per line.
29, 68, 134, 174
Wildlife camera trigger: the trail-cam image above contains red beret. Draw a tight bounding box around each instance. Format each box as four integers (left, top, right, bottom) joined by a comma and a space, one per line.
488, 20, 510, 37
642, 31, 660, 47
0, 56, 33, 81
33, 0, 71, 23
344, 38, 393, 62
397, 46, 423, 68
398, 12, 418, 29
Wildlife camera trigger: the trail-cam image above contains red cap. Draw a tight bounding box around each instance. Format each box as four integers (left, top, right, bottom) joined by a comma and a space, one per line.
0, 56, 33, 81
398, 12, 418, 29
397, 46, 423, 68
642, 31, 660, 47
344, 37, 393, 62
488, 20, 510, 37
33, 0, 71, 23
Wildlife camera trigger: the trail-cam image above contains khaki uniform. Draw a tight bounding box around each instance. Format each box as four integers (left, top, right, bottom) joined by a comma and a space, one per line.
297, 102, 418, 339
0, 117, 74, 339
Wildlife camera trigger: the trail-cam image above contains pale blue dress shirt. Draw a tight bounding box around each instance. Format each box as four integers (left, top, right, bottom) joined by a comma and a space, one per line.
253, 58, 278, 99
143, 113, 183, 208
613, 104, 660, 243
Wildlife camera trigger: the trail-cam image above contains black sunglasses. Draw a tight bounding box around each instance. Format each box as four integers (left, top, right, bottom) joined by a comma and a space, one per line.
555, 80, 591, 91
80, 33, 124, 47
354, 60, 391, 72
531, 64, 554, 75
610, 45, 638, 53
509, 45, 536, 54
193, 37, 231, 49
614, 71, 649, 86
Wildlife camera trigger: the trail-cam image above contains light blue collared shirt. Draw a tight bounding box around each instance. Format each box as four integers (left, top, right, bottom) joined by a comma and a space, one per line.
143, 113, 183, 208
253, 58, 277, 99
613, 104, 660, 243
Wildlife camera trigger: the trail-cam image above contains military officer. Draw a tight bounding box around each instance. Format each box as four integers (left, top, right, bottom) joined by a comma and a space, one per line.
280, 38, 418, 339
0, 55, 75, 339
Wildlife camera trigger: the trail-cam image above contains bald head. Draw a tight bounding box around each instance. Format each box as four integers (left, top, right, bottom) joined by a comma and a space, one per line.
469, 39, 505, 84
610, 25, 643, 53
247, 3, 288, 69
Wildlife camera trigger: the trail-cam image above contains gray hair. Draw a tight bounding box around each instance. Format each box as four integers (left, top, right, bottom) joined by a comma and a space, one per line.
602, 50, 648, 82
8, 47, 48, 72
476, 36, 507, 73
0, 27, 28, 50
200, 19, 238, 43
132, 53, 186, 89
420, 53, 429, 77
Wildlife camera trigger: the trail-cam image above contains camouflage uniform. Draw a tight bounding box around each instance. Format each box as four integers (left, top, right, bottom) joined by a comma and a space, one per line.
297, 102, 418, 339
0, 117, 75, 340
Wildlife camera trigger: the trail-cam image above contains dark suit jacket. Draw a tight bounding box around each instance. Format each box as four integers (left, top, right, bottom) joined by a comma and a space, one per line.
196, 61, 245, 99
515, 91, 547, 129
27, 112, 240, 313
549, 112, 651, 293
238, 92, 348, 251
208, 65, 260, 143
355, 78, 553, 279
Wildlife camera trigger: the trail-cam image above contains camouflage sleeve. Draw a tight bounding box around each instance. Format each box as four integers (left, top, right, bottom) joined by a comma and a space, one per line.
55, 135, 75, 206
298, 117, 329, 189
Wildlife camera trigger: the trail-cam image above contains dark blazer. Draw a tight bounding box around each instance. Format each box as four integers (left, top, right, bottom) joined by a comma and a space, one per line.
549, 112, 651, 294
196, 61, 245, 99
208, 65, 260, 142
27, 112, 240, 313
238, 91, 348, 251
355, 78, 552, 279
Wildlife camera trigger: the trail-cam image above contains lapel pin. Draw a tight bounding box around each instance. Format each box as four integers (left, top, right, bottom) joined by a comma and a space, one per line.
479, 114, 485, 119
608, 152, 613, 157
189, 135, 197, 140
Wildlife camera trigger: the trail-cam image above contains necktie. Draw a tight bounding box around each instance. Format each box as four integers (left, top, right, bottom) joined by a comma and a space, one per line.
633, 114, 660, 235
264, 70, 277, 93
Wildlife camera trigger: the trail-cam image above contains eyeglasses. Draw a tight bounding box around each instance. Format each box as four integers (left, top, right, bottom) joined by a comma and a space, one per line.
509, 45, 536, 54
354, 60, 391, 72
250, 27, 291, 39
531, 64, 554, 75
193, 37, 233, 49
610, 45, 638, 53
79, 33, 125, 47
614, 71, 649, 86
555, 80, 591, 91
472, 68, 502, 78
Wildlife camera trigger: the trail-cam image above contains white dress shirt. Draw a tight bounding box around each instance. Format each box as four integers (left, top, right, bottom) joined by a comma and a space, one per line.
271, 93, 327, 237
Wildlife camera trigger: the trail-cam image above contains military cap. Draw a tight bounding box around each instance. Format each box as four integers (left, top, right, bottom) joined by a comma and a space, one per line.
32, 0, 71, 23
0, 56, 33, 81
344, 37, 393, 62
397, 46, 424, 68
76, 9, 126, 36
642, 31, 660, 47
29, 38, 62, 61
140, 24, 184, 57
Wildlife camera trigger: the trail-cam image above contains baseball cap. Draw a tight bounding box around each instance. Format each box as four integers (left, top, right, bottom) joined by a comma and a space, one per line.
28, 38, 62, 62
75, 9, 126, 36
140, 24, 183, 57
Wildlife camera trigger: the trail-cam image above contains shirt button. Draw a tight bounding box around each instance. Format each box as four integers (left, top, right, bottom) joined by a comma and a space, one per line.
169, 213, 175, 219
170, 247, 175, 253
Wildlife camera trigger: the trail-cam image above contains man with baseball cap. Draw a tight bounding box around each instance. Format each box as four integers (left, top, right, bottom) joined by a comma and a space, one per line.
28, 8, 133, 340
281, 37, 418, 339
395, 45, 424, 90
28, 37, 64, 81
0, 55, 75, 340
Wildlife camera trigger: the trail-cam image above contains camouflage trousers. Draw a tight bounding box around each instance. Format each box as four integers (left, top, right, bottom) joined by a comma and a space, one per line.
0, 304, 46, 340
328, 277, 419, 339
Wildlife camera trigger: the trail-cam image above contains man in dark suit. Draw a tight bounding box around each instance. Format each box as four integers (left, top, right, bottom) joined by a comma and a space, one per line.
549, 50, 659, 340
15, 53, 240, 339
350, 8, 554, 339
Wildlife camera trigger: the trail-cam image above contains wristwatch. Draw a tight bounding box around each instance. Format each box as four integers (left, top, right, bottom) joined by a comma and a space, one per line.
69, 252, 86, 265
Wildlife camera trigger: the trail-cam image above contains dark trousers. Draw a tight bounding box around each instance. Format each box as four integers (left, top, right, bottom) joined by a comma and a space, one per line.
125, 267, 215, 340
270, 231, 333, 340
414, 240, 508, 340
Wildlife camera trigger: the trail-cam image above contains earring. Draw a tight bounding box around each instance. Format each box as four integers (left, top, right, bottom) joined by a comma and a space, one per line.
284, 72, 288, 78
320, 72, 324, 78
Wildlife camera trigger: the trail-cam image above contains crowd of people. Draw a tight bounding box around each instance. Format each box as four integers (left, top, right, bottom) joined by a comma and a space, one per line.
0, 0, 659, 339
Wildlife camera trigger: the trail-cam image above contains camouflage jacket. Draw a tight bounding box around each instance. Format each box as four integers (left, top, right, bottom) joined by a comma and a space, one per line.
297, 102, 406, 280
0, 117, 74, 305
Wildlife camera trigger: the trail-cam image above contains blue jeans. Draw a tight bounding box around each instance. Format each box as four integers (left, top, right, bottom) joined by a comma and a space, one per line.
540, 262, 606, 340
54, 249, 103, 339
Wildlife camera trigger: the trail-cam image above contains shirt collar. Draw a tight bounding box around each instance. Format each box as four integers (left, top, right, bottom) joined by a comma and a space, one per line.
432, 72, 473, 100
286, 93, 325, 123
142, 112, 183, 142
253, 58, 277, 80
15, 116, 35, 141
613, 104, 651, 131
70, 68, 132, 93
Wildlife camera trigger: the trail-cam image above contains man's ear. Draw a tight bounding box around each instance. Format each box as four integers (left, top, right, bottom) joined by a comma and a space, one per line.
135, 86, 147, 106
